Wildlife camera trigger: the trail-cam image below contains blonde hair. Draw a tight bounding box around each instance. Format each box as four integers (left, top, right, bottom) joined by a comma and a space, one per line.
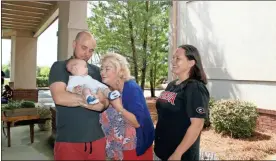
101, 53, 133, 81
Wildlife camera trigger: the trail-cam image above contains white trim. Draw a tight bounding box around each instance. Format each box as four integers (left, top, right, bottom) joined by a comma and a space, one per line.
34, 7, 58, 37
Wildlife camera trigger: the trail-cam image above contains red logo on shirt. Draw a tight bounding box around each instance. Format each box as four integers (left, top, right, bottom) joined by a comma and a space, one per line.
158, 91, 177, 105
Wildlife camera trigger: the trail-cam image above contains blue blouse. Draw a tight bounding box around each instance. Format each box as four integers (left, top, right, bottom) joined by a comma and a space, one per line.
122, 79, 155, 156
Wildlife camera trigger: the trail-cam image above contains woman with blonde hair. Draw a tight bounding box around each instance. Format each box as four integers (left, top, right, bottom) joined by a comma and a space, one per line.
99, 53, 154, 160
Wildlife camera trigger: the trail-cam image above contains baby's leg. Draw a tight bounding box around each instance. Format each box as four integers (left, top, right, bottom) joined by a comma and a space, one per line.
102, 88, 121, 100
82, 88, 99, 104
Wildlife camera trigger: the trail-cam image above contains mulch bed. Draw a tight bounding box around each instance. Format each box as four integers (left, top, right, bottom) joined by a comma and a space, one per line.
200, 128, 276, 160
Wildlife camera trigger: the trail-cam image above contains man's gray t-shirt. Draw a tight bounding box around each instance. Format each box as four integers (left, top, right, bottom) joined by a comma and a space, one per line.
48, 59, 105, 142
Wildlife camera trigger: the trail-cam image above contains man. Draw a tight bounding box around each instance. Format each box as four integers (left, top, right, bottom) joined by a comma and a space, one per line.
49, 31, 109, 160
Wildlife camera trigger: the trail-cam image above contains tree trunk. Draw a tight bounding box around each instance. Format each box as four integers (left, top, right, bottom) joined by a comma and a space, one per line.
149, 67, 155, 97
150, 29, 159, 97
140, 0, 149, 91
127, 3, 139, 83
153, 30, 158, 93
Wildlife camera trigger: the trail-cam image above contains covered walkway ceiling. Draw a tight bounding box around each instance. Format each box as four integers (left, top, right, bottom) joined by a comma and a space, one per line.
1, 1, 58, 38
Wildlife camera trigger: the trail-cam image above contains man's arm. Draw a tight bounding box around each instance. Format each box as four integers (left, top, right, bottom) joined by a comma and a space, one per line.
51, 81, 109, 111
50, 82, 84, 107
49, 62, 109, 110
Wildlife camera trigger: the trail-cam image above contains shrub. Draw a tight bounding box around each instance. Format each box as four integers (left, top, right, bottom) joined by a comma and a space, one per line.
37, 105, 52, 131
37, 77, 49, 87
210, 99, 258, 138
204, 97, 216, 128
1, 100, 22, 111
21, 101, 36, 108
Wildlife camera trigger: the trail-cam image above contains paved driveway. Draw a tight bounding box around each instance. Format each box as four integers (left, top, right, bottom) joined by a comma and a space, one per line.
38, 89, 164, 106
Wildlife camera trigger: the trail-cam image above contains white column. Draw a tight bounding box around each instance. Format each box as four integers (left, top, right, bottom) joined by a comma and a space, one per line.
177, 1, 188, 46
168, 1, 178, 82
10, 36, 16, 82
57, 1, 88, 61
12, 32, 37, 89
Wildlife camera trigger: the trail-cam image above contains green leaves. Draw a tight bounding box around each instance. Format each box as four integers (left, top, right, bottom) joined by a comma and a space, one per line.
2, 100, 36, 111
87, 1, 169, 91
210, 99, 258, 138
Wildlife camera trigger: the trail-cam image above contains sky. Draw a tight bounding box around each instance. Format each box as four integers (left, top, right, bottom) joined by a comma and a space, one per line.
1, 3, 94, 67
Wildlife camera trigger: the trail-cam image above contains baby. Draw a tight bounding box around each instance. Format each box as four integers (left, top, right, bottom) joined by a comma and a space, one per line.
66, 58, 120, 104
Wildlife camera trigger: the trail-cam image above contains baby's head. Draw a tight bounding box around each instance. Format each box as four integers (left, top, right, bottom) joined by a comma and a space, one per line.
66, 59, 88, 76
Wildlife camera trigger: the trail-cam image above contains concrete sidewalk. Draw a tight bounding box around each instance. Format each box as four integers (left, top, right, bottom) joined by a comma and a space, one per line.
1, 125, 53, 160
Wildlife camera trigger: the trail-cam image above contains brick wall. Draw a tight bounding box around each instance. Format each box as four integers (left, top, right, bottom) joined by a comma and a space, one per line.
12, 89, 38, 102
256, 109, 276, 132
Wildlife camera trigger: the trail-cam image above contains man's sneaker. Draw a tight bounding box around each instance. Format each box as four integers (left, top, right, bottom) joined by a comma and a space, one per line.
108, 90, 121, 100
86, 95, 99, 104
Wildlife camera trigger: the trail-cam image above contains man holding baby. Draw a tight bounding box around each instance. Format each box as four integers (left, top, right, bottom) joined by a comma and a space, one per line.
49, 31, 109, 160
49, 31, 154, 161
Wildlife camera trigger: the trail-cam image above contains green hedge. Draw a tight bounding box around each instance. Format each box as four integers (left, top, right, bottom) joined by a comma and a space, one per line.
2, 100, 36, 111
210, 99, 258, 138
37, 77, 49, 87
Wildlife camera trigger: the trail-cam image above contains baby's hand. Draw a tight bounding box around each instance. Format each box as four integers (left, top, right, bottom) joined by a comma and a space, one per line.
82, 88, 92, 96
73, 85, 83, 95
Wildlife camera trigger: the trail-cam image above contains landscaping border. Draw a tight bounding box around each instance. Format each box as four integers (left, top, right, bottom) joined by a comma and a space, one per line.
257, 108, 276, 132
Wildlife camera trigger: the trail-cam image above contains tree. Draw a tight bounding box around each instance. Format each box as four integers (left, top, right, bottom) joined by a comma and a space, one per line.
87, 1, 169, 95
147, 2, 169, 96
2, 64, 10, 78
36, 66, 41, 77
39, 66, 50, 77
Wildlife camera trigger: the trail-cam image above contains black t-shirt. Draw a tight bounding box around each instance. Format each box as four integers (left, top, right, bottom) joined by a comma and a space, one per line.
154, 79, 209, 161
48, 59, 105, 142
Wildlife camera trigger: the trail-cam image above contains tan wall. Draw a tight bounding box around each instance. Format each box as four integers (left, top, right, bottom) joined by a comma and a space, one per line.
176, 1, 276, 110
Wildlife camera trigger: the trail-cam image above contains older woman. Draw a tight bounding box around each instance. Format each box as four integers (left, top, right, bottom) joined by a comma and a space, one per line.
154, 44, 210, 161
99, 53, 154, 160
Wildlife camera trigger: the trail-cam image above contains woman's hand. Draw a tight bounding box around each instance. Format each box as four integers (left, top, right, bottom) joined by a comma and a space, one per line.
168, 152, 182, 160
78, 92, 106, 112
109, 97, 140, 128
96, 89, 110, 109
